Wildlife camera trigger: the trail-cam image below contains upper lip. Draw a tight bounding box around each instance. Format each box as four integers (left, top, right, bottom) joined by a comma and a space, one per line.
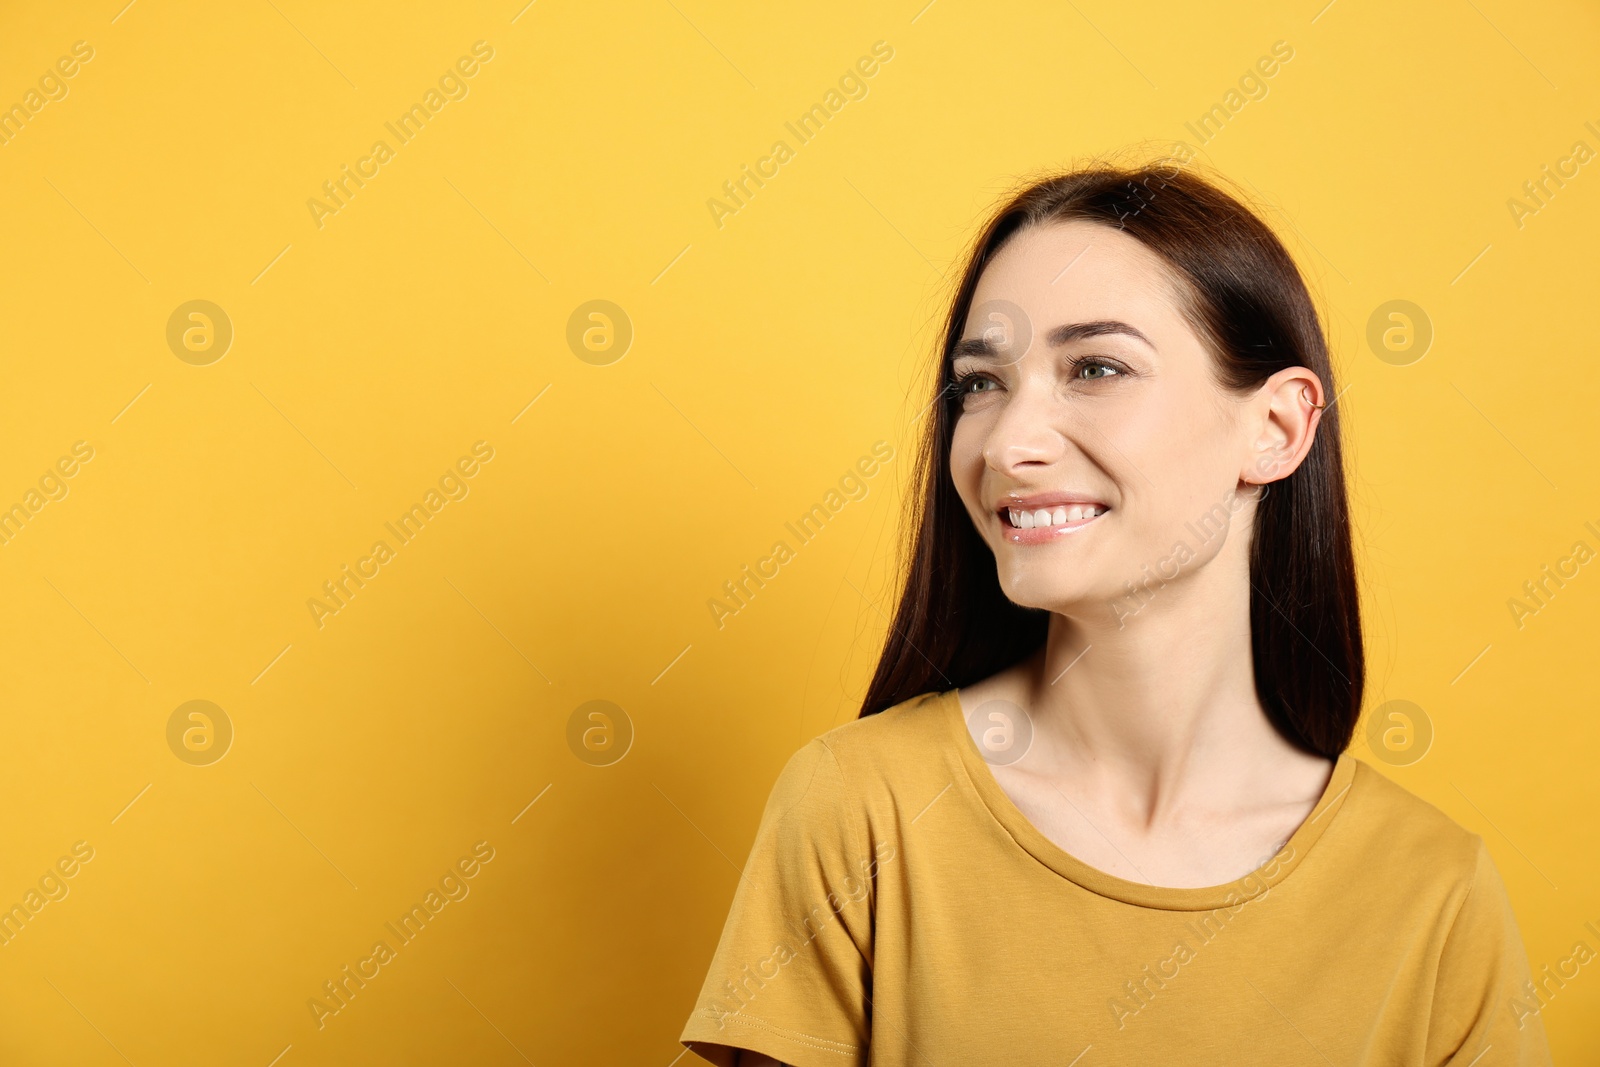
994, 491, 1109, 513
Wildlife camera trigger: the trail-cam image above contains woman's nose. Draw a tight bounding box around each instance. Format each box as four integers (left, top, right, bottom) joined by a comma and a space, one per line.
982, 382, 1068, 474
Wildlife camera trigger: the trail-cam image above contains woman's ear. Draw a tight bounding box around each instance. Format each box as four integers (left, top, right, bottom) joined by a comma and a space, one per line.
1241, 366, 1325, 485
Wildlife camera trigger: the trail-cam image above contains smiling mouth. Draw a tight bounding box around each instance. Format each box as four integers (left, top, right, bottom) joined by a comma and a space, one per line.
1002, 504, 1108, 530
995, 503, 1109, 544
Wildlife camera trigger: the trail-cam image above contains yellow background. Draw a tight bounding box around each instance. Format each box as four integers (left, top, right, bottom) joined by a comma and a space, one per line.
1, 0, 1597, 1062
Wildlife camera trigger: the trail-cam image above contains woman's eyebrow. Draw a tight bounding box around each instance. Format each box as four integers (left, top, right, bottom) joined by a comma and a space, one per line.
951, 319, 1156, 359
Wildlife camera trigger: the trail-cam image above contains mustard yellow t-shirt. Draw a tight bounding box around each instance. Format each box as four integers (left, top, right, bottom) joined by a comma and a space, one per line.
680, 689, 1553, 1066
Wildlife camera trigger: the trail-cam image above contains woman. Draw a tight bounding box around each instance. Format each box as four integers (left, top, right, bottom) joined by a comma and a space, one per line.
679, 160, 1552, 1065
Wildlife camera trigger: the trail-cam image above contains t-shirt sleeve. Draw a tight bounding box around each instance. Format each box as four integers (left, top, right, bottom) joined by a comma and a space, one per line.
680, 737, 881, 1066
1426, 835, 1554, 1066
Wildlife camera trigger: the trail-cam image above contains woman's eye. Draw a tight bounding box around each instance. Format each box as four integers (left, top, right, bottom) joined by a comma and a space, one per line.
950, 362, 1120, 400
951, 372, 995, 396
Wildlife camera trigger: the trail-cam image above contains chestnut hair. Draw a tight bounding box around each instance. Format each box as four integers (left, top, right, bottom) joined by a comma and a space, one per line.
858, 160, 1363, 760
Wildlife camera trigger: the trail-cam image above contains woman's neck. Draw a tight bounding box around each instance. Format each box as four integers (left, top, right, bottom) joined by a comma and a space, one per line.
1011, 557, 1327, 826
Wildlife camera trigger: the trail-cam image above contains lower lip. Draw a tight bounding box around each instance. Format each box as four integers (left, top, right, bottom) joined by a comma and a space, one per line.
1000, 510, 1107, 545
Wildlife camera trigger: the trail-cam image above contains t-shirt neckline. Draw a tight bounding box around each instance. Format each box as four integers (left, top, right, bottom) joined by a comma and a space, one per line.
938, 687, 1356, 911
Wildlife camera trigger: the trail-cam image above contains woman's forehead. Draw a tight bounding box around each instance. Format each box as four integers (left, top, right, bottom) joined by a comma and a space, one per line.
965, 222, 1193, 341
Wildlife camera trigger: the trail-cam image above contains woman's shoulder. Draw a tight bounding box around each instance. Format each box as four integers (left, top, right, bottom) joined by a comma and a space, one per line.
1339, 755, 1493, 882
754, 690, 956, 841
814, 689, 955, 758
777, 690, 958, 796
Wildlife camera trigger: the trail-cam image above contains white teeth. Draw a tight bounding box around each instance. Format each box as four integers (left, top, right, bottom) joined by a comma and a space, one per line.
1007, 505, 1105, 528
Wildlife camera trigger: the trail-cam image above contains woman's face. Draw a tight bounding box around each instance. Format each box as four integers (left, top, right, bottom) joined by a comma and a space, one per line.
949, 219, 1272, 625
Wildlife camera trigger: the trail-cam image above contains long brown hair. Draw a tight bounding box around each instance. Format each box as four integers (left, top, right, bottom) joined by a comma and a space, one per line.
858, 159, 1364, 760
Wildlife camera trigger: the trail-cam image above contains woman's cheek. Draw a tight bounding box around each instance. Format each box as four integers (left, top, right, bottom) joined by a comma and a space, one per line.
948, 421, 988, 492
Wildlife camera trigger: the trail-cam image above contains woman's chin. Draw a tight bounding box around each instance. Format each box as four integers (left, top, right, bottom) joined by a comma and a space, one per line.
998, 583, 1115, 621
